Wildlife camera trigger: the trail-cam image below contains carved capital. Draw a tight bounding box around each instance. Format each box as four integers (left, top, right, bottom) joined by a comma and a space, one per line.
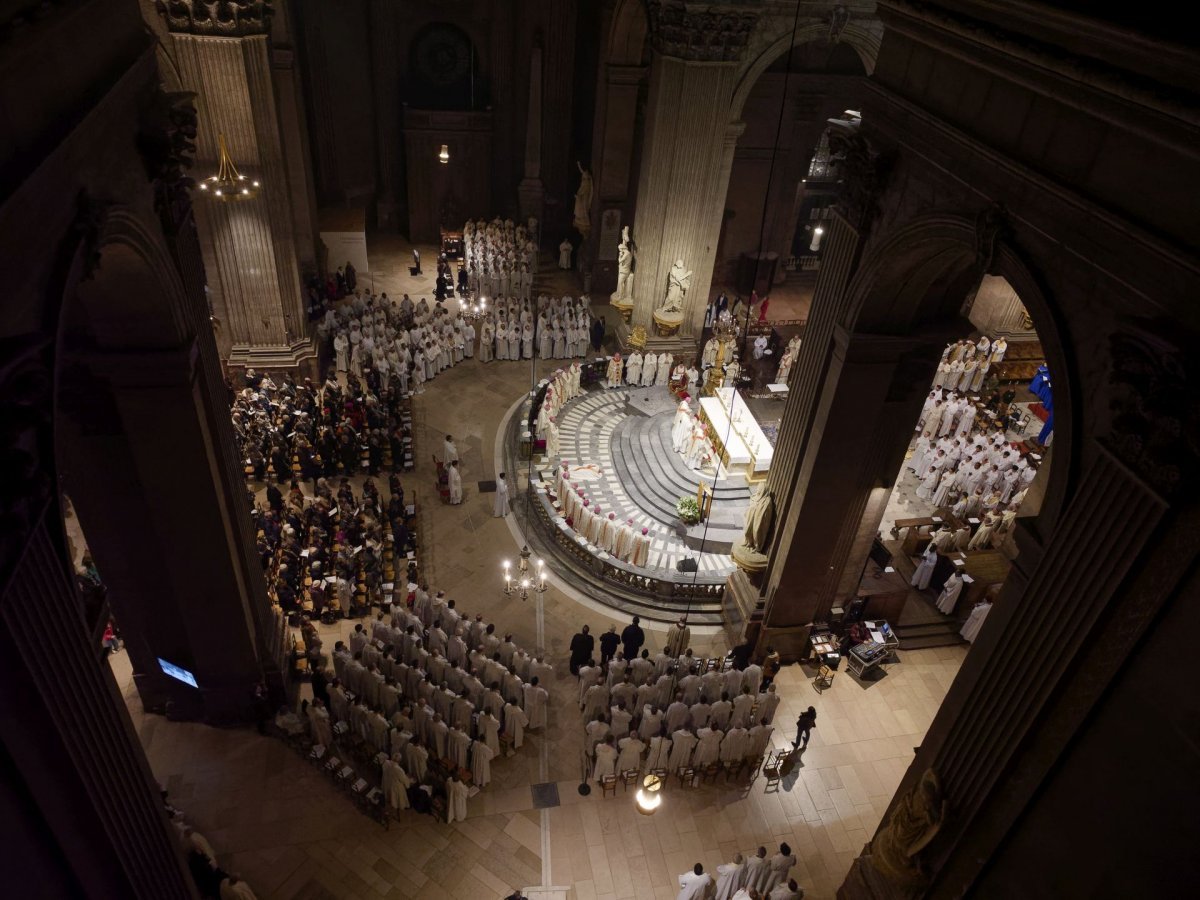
646, 1, 760, 62
0, 333, 55, 587
155, 1, 273, 37
1107, 318, 1200, 498
829, 130, 894, 233
138, 88, 198, 224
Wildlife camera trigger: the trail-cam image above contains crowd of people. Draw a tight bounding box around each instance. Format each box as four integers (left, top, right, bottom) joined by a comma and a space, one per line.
302, 589, 553, 824
253, 474, 415, 621
232, 367, 414, 486
325, 290, 476, 394
478, 293, 600, 363
675, 844, 805, 899
907, 339, 1040, 566
549, 459, 655, 566
463, 217, 538, 300
570, 617, 784, 791
932, 335, 1008, 393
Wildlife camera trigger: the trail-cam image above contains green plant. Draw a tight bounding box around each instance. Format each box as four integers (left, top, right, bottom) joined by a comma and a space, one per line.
676, 496, 701, 525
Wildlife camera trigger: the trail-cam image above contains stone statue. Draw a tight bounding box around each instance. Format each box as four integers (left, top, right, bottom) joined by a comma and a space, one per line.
872, 769, 947, 887
661, 259, 692, 314
742, 485, 774, 553
615, 226, 634, 301
573, 161, 593, 237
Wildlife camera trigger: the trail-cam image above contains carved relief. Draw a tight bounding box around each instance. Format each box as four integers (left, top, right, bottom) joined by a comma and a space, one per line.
871, 768, 947, 890
156, 1, 273, 36
647, 1, 760, 62
1108, 318, 1200, 498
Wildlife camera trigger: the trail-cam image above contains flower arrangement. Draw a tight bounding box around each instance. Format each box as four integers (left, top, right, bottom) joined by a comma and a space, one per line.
676, 496, 701, 525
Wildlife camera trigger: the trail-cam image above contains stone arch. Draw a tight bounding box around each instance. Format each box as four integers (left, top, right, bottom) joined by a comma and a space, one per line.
730, 22, 880, 121
608, 0, 650, 65
842, 211, 1073, 528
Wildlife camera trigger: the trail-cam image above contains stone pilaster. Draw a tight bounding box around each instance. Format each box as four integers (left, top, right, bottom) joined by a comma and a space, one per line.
165, 17, 316, 371
368, 0, 402, 229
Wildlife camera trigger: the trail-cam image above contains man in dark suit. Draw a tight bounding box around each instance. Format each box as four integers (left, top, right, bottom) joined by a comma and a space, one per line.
569, 625, 594, 675
620, 616, 645, 661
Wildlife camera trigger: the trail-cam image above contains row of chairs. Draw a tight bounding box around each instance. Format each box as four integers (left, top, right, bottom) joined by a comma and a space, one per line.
306, 740, 389, 827
595, 750, 790, 798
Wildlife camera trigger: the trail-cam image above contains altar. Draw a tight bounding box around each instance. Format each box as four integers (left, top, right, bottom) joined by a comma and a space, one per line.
698, 387, 774, 480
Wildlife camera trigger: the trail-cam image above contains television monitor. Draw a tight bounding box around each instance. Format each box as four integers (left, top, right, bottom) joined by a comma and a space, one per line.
157, 657, 199, 689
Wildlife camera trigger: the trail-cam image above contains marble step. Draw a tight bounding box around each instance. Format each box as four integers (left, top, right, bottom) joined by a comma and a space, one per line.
611, 415, 749, 551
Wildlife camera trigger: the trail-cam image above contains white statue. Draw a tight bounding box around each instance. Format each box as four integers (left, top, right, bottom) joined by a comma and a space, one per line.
661, 259, 692, 314
615, 226, 634, 301
573, 161, 593, 237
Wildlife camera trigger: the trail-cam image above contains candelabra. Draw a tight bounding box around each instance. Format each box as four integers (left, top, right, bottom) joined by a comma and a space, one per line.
502, 554, 548, 597
462, 292, 488, 322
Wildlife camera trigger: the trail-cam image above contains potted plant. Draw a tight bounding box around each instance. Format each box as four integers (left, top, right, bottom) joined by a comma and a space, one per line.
676, 496, 701, 525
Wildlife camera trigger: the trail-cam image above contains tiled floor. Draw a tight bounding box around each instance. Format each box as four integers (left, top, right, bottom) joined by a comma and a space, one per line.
110, 237, 965, 900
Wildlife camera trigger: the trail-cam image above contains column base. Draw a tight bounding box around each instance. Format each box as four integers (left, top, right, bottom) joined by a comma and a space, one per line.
839, 848, 922, 900
227, 337, 319, 379
722, 567, 761, 644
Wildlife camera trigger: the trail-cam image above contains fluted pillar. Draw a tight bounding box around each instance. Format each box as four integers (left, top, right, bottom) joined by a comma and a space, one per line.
164, 5, 316, 372
629, 54, 740, 345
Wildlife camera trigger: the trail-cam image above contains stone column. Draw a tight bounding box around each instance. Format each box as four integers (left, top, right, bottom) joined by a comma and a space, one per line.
756, 327, 938, 657
59, 343, 273, 723
517, 45, 545, 225
368, 0, 402, 229
161, 2, 316, 372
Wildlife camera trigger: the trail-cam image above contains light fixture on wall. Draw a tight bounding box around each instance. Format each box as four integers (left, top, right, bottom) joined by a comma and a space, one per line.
198, 133, 260, 199
438, 144, 450, 165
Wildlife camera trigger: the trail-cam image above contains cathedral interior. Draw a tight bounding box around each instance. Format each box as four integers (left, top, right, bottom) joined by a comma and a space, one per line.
1, 1, 1198, 898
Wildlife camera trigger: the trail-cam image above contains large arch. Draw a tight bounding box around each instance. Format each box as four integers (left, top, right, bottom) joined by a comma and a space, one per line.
731, 21, 881, 121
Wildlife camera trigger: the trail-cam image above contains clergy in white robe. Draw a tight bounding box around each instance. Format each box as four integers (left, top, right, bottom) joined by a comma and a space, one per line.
961, 600, 992, 642
405, 742, 428, 781
606, 353, 623, 387
743, 851, 769, 894
692, 726, 723, 767
446, 774, 469, 824
764, 847, 797, 895
478, 711, 501, 755
630, 528, 651, 567
667, 728, 697, 770
671, 401, 693, 452
616, 735, 646, 773
676, 865, 713, 900
641, 352, 658, 387
645, 733, 672, 770
714, 855, 746, 900
307, 701, 333, 748
656, 352, 673, 386
769, 881, 805, 900
447, 726, 471, 769
625, 351, 643, 385
381, 756, 412, 810
593, 738, 619, 781
665, 619, 691, 657
603, 513, 621, 554
911, 544, 938, 591
523, 679, 548, 729
447, 462, 463, 504
615, 520, 636, 561
471, 740, 495, 787
936, 571, 965, 614
493, 474, 510, 517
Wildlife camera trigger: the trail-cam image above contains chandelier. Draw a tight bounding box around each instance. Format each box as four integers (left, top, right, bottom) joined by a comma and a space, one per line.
198, 133, 260, 200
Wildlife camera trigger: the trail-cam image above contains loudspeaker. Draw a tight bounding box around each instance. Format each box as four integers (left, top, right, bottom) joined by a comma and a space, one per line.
676, 557, 698, 573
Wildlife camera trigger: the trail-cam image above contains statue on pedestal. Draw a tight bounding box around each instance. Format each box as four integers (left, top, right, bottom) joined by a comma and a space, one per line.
731, 482, 773, 576
660, 259, 692, 314
572, 161, 593, 237
611, 226, 635, 305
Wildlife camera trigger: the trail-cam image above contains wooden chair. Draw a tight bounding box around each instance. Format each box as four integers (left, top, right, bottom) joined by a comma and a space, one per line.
761, 750, 786, 792
700, 762, 721, 784
676, 766, 697, 788
620, 768, 641, 791
599, 775, 618, 798
814, 665, 836, 693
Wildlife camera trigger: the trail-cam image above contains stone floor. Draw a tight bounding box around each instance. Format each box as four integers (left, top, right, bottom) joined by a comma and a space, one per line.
103, 236, 966, 900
